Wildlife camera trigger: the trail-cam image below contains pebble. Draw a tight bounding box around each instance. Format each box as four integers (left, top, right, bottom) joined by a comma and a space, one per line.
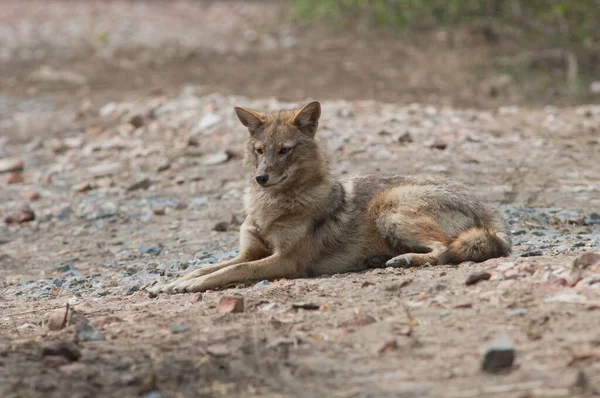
481, 338, 515, 372
87, 162, 122, 177
201, 151, 231, 166
465, 271, 492, 286
127, 178, 152, 191
212, 221, 229, 232
197, 113, 224, 131
45, 307, 87, 330
58, 362, 89, 374
505, 308, 528, 317
206, 343, 231, 357
0, 158, 24, 173
7, 172, 24, 184
292, 302, 321, 310
573, 252, 600, 269
217, 296, 244, 314
170, 323, 189, 334
254, 280, 271, 288
425, 137, 448, 150
21, 190, 41, 201
521, 250, 543, 257
396, 132, 413, 143
140, 245, 162, 256
377, 340, 398, 354
4, 208, 35, 224
72, 181, 93, 193
128, 114, 144, 128
74, 321, 105, 342
42, 341, 82, 361
142, 393, 164, 398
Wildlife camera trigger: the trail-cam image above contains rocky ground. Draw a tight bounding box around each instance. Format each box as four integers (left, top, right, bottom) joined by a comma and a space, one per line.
1, 1, 600, 398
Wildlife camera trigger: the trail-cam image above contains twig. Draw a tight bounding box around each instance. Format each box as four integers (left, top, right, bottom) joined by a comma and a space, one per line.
403, 303, 417, 335
61, 302, 70, 329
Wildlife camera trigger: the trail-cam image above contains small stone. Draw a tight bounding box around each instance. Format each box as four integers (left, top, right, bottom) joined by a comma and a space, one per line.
74, 321, 105, 342
187, 135, 200, 147
45, 307, 87, 331
217, 296, 244, 314
56, 263, 78, 274
128, 114, 144, 128
201, 151, 231, 166
213, 221, 229, 232
425, 137, 447, 150
152, 208, 165, 216
465, 271, 492, 286
140, 245, 162, 256
584, 212, 600, 225
58, 362, 88, 374
87, 162, 122, 177
505, 308, 528, 317
481, 338, 515, 372
95, 177, 113, 189
22, 191, 41, 201
43, 355, 71, 368
7, 172, 24, 184
4, 207, 35, 224
197, 113, 223, 131
142, 392, 163, 398
573, 252, 600, 269
353, 312, 376, 326
397, 132, 413, 144
521, 250, 543, 257
42, 341, 81, 361
206, 343, 231, 357
0, 158, 24, 173
292, 302, 321, 310
127, 178, 152, 191
156, 159, 171, 172
72, 181, 93, 193
377, 340, 398, 354
169, 323, 189, 334
254, 280, 271, 288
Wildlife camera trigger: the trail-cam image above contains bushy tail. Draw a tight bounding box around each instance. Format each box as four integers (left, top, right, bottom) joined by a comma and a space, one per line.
440, 226, 511, 264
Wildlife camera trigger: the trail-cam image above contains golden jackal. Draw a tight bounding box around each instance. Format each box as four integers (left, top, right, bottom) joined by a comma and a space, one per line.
150, 101, 511, 295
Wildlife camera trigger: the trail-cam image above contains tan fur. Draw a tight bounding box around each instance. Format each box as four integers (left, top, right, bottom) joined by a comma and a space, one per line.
150, 101, 511, 295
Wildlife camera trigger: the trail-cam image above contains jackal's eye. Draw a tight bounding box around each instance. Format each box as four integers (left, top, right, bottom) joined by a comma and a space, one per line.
254, 147, 263, 155
279, 146, 293, 156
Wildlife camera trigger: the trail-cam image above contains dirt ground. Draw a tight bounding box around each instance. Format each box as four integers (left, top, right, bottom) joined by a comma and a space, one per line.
1, 1, 600, 398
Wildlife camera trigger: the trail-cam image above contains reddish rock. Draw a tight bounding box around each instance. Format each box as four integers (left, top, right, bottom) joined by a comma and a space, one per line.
7, 172, 24, 184
22, 191, 41, 201
4, 208, 35, 224
465, 271, 492, 286
217, 296, 244, 314
573, 252, 600, 269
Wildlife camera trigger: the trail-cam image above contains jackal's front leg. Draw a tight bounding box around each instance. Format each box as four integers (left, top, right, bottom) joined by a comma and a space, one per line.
166, 254, 299, 294
149, 256, 248, 295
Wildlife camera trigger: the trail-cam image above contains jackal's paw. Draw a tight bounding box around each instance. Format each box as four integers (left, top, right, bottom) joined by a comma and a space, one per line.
385, 254, 413, 268
167, 277, 209, 294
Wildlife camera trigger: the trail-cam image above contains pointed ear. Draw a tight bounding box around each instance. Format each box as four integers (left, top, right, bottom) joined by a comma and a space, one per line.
234, 106, 265, 133
293, 101, 321, 137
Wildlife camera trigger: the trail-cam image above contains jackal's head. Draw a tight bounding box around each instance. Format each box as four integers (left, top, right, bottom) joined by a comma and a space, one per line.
234, 101, 324, 189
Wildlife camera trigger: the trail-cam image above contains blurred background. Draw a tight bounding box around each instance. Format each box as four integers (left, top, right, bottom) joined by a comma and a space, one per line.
2, 0, 599, 126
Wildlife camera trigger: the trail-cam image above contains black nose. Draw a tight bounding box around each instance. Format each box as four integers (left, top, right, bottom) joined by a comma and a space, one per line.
255, 174, 269, 185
